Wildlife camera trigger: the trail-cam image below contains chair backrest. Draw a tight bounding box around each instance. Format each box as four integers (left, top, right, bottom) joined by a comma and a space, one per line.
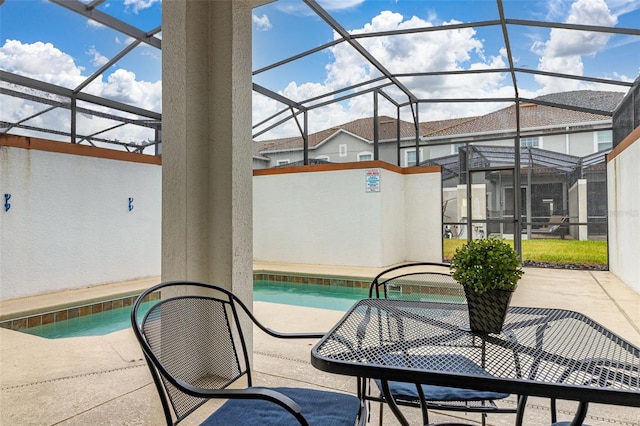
369, 262, 465, 304
131, 281, 253, 425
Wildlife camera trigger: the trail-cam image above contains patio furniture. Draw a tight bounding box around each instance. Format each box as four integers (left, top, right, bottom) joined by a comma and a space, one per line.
311, 298, 640, 426
364, 262, 516, 426
131, 281, 366, 426
531, 215, 569, 239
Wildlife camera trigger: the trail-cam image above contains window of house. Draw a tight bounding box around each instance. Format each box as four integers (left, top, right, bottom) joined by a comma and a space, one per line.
404, 148, 422, 167
596, 130, 612, 151
339, 144, 348, 157
276, 159, 290, 166
315, 155, 330, 163
358, 152, 373, 161
520, 136, 539, 148
453, 143, 465, 154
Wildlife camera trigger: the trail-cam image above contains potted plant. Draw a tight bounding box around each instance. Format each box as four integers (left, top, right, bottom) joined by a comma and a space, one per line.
450, 238, 524, 334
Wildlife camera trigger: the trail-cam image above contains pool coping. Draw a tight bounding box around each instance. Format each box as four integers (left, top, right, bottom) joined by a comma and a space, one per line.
0, 276, 161, 322
0, 271, 374, 332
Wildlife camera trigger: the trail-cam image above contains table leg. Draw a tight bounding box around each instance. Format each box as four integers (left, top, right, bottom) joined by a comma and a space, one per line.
569, 401, 588, 426
515, 396, 589, 426
515, 395, 527, 426
380, 379, 411, 426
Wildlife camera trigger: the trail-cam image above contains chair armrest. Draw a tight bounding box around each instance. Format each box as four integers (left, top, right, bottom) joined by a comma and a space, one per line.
175, 379, 307, 423
230, 292, 325, 339
262, 329, 326, 339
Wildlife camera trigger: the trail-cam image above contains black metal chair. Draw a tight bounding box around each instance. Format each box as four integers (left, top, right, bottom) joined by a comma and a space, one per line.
363, 262, 517, 426
131, 281, 366, 426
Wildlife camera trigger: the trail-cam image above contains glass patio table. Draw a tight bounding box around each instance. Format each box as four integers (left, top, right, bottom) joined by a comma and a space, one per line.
311, 298, 640, 426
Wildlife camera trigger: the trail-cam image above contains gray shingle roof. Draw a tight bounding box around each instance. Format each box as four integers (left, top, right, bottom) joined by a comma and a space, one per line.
425, 91, 623, 138
254, 91, 623, 154
255, 115, 418, 153
534, 90, 624, 112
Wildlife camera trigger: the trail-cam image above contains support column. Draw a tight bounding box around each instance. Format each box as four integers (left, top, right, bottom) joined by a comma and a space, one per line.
162, 1, 254, 302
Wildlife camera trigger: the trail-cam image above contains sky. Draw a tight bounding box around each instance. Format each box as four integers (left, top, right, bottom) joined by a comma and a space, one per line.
1, 0, 639, 145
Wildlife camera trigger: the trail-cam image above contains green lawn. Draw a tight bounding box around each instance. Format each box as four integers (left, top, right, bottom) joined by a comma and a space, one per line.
443, 239, 607, 266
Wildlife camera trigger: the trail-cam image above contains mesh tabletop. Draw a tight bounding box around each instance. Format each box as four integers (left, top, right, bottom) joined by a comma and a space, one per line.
311, 299, 640, 407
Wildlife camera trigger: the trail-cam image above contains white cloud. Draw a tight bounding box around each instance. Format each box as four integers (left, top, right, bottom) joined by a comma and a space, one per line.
533, 0, 618, 91
99, 68, 161, 111
87, 46, 109, 67
0, 40, 85, 87
0, 40, 161, 145
607, 0, 640, 16
115, 36, 137, 45
87, 19, 105, 29
318, 0, 365, 10
543, 0, 571, 20
123, 0, 159, 14
275, 0, 365, 15
253, 14, 272, 31
253, 10, 514, 139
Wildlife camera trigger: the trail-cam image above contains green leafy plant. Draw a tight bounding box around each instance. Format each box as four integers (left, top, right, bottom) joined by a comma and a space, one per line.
450, 238, 524, 295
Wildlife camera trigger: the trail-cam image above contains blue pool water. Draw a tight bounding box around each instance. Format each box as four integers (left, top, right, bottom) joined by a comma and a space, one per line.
22, 300, 156, 339
253, 280, 368, 311
21, 281, 370, 339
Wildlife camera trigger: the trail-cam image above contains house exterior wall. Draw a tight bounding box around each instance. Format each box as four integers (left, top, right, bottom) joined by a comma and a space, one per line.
428, 144, 454, 159
0, 136, 161, 300
379, 142, 400, 164
569, 132, 598, 157
260, 132, 406, 167
253, 157, 269, 169
405, 129, 607, 161
312, 132, 372, 162
607, 126, 640, 294
544, 135, 566, 153
265, 149, 303, 166
253, 162, 443, 268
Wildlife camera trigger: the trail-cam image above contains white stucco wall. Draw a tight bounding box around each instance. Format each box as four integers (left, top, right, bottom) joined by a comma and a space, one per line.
568, 179, 588, 240
607, 127, 640, 294
253, 162, 442, 268
0, 139, 161, 300
379, 170, 404, 265
404, 172, 443, 261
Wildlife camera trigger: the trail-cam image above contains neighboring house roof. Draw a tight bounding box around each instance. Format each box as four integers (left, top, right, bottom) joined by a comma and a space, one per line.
534, 90, 624, 112
254, 91, 624, 156
255, 115, 418, 154
425, 91, 623, 139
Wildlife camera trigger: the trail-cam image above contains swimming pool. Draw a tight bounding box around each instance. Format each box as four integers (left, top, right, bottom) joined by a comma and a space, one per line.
17, 280, 370, 339
253, 280, 368, 311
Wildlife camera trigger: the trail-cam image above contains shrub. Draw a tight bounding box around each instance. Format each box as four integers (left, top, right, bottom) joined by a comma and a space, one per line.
450, 238, 524, 295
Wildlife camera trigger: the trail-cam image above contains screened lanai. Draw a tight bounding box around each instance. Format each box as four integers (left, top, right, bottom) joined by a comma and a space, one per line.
1, 0, 640, 260
425, 145, 609, 241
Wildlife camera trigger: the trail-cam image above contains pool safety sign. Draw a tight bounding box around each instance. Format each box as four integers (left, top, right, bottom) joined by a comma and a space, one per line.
366, 168, 381, 192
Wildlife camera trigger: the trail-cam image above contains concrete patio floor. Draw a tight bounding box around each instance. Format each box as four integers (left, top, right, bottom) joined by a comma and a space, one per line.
1, 264, 639, 425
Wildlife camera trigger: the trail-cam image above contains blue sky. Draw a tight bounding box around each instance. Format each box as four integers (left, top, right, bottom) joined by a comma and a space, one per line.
1, 0, 639, 142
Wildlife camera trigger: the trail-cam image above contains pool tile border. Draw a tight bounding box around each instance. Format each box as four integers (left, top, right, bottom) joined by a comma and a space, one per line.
1, 271, 372, 332
253, 271, 371, 289
0, 292, 160, 332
